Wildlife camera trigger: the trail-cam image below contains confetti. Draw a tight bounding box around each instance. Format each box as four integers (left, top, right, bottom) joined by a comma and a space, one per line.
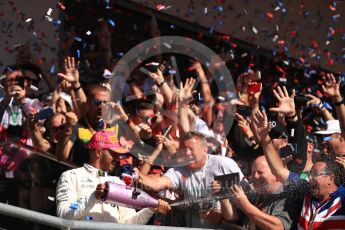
86, 30, 92, 35
107, 19, 115, 27
25, 18, 32, 22
155, 4, 171, 11
48, 196, 55, 201
74, 36, 82, 42
50, 65, 55, 74
46, 8, 52, 16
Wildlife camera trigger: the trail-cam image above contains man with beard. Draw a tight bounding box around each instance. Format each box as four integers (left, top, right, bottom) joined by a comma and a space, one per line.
212, 155, 295, 230
56, 130, 170, 222
252, 109, 345, 229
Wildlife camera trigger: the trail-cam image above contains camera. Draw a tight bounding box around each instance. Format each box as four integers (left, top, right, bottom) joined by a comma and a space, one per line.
294, 93, 309, 106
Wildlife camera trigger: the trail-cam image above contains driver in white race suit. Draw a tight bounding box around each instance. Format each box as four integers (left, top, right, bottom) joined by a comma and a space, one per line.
56, 130, 170, 223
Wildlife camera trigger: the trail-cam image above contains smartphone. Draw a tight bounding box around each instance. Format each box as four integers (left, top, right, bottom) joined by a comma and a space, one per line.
247, 81, 262, 94
188, 70, 199, 79
295, 93, 309, 106
214, 172, 240, 194
145, 63, 159, 73
193, 92, 203, 104
34, 107, 54, 121
15, 76, 27, 89
237, 105, 252, 118
280, 143, 297, 158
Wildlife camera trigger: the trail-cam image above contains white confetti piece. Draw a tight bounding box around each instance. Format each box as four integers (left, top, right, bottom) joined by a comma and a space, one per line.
46, 8, 53, 16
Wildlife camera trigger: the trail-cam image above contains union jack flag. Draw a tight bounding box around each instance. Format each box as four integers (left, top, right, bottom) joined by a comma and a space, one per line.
298, 186, 345, 230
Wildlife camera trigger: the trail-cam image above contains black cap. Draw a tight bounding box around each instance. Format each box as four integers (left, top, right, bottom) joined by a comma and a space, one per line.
269, 121, 288, 139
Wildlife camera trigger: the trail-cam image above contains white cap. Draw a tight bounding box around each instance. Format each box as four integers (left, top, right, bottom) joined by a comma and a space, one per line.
314, 120, 341, 135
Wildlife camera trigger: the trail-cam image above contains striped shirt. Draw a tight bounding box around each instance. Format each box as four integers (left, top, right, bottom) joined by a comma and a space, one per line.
288, 172, 345, 229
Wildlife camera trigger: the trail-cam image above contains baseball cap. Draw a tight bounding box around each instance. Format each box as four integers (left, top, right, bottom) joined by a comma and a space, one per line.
87, 130, 130, 154
314, 120, 341, 135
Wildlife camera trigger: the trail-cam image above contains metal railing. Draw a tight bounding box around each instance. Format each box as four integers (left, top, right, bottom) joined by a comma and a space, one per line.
0, 202, 213, 230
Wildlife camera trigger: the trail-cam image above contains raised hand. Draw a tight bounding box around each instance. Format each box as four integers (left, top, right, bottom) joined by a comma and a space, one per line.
235, 113, 254, 137
251, 109, 270, 141
178, 78, 196, 104
57, 57, 79, 85
322, 73, 341, 101
269, 85, 296, 117
306, 94, 323, 109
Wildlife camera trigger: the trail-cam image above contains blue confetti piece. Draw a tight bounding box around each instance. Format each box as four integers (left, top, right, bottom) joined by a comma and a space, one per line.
116, 52, 124, 57
74, 36, 82, 42
76, 49, 80, 58
50, 65, 55, 74
209, 26, 215, 34
324, 102, 332, 110
6, 66, 13, 72
170, 25, 175, 29
168, 69, 176, 75
54, 19, 62, 26
217, 6, 223, 12
342, 54, 345, 60
342, 34, 345, 40
108, 19, 115, 27
323, 136, 332, 142
316, 55, 321, 60
83, 42, 87, 49
332, 14, 340, 21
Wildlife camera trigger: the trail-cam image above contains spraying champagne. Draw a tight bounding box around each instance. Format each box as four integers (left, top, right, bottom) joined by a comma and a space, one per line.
103, 182, 159, 209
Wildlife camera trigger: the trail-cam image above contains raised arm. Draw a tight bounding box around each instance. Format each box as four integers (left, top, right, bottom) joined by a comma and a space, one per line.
252, 110, 290, 183
322, 73, 345, 135
306, 93, 334, 120
57, 57, 87, 118
178, 78, 195, 136
55, 112, 78, 161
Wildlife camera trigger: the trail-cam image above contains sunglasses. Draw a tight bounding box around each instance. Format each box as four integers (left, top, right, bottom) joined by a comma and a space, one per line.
53, 124, 66, 131
93, 99, 109, 106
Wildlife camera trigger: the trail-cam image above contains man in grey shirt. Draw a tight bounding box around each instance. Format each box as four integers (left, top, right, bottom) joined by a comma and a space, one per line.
137, 131, 243, 228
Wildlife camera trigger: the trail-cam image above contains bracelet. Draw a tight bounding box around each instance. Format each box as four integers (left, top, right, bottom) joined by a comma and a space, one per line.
73, 85, 82, 92
287, 113, 297, 119
317, 102, 325, 110
156, 80, 165, 87
334, 98, 344, 106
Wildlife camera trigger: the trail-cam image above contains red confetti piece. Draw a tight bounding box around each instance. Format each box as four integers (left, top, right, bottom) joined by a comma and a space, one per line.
278, 40, 285, 45
230, 42, 237, 48
327, 58, 334, 65
57, 1, 66, 10
222, 35, 231, 40
266, 12, 273, 19
316, 90, 323, 98
299, 57, 305, 63
290, 31, 297, 37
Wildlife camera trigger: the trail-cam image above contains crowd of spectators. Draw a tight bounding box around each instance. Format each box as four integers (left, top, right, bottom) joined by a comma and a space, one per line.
1, 5, 345, 230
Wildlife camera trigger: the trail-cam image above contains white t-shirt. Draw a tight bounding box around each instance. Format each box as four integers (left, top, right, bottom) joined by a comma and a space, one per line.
164, 154, 244, 228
